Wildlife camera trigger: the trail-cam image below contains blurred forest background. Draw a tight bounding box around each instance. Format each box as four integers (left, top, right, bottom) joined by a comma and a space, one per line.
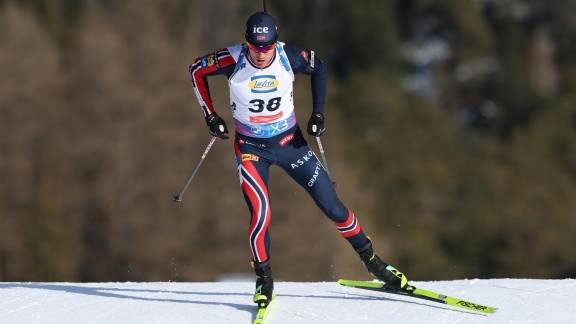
1, 0, 576, 283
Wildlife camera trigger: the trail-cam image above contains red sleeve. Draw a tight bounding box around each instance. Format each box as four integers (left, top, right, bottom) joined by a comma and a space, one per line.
189, 48, 236, 117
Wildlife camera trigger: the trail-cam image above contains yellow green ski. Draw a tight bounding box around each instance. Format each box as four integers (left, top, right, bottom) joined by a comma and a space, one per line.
253, 294, 276, 324
338, 279, 497, 314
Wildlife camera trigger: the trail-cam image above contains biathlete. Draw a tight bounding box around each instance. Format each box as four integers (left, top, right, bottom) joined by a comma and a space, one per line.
189, 11, 410, 307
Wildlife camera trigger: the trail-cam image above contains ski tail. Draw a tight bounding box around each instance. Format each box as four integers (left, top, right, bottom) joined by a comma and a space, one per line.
338, 279, 497, 314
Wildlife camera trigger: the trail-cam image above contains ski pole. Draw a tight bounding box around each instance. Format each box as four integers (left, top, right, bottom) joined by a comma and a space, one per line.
173, 136, 218, 203
316, 136, 337, 188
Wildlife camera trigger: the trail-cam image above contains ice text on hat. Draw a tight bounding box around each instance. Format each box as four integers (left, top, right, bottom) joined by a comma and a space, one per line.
253, 27, 269, 33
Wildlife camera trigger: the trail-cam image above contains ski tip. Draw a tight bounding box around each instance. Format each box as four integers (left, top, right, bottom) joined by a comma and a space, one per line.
338, 279, 391, 291
486, 307, 498, 314
338, 279, 359, 286
338, 278, 369, 284
337, 279, 367, 286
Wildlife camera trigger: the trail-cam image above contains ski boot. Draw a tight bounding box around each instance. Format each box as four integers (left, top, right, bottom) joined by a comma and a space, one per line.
355, 238, 411, 291
253, 259, 274, 308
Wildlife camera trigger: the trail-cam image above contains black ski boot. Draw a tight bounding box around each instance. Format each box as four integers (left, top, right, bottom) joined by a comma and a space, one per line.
253, 259, 274, 308
355, 238, 410, 291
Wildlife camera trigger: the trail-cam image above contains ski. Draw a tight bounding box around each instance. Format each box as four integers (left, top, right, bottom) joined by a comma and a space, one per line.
338, 279, 497, 314
253, 294, 276, 324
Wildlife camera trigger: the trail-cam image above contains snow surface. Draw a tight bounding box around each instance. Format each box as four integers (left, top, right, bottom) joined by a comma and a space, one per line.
1, 279, 575, 323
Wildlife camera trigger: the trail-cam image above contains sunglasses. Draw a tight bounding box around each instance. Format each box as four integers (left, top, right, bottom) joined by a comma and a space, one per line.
247, 42, 276, 53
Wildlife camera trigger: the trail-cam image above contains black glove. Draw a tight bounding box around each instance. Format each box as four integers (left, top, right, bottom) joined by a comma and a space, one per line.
205, 113, 229, 139
307, 112, 325, 137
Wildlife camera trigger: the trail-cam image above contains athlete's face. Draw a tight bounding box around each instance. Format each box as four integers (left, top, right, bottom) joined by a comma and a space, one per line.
247, 43, 276, 69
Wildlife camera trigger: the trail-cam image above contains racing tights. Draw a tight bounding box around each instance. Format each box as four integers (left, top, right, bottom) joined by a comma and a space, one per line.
235, 123, 368, 263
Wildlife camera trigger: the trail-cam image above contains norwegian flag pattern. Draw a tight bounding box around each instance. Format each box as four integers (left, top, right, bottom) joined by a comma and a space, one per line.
335, 211, 362, 238
189, 48, 236, 117
234, 141, 271, 262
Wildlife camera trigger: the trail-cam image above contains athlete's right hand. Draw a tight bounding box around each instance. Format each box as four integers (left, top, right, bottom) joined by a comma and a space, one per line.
205, 113, 229, 139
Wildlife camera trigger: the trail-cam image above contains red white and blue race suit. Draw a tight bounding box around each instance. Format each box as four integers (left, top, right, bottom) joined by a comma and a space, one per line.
190, 42, 368, 263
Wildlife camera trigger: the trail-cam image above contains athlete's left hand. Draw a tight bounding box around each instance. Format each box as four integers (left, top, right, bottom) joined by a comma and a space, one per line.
307, 112, 325, 137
